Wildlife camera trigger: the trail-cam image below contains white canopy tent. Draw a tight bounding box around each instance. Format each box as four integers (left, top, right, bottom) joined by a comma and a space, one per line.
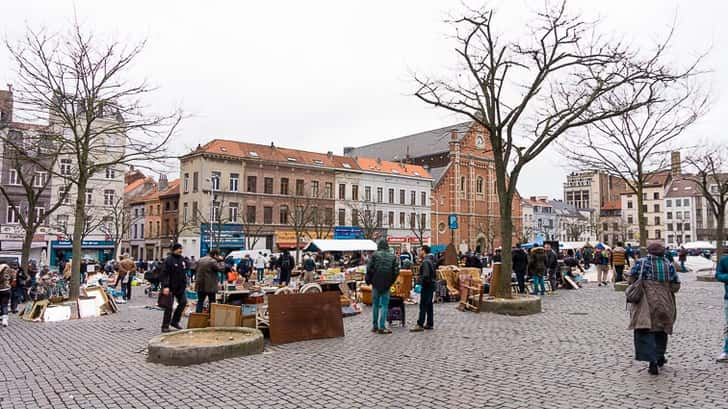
304, 239, 378, 253
682, 241, 715, 250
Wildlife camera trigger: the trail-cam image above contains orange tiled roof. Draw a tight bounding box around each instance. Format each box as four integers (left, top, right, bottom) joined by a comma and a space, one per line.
602, 200, 621, 211
191, 139, 360, 170
159, 180, 180, 198
355, 157, 431, 179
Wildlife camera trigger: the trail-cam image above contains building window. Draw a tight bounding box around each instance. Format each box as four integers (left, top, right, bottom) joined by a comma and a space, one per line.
667, 212, 672, 219
351, 209, 359, 226
57, 214, 68, 230
156, 221, 160, 237
627, 201, 633, 209
183, 203, 188, 223
325, 182, 333, 199
296, 179, 305, 196
229, 203, 238, 222
264, 206, 273, 224
409, 212, 416, 228
460, 176, 466, 192
6, 205, 18, 224
338, 184, 346, 200
33, 171, 47, 188
655, 216, 661, 225
399, 212, 405, 227
133, 224, 138, 239
421, 213, 427, 228
364, 186, 371, 202
280, 178, 289, 195
666, 200, 671, 208
192, 201, 198, 223
211, 201, 220, 222
421, 192, 427, 207
683, 199, 689, 206
60, 159, 72, 176
376, 187, 383, 203
388, 188, 394, 204
352, 185, 359, 201
247, 175, 257, 193
8, 169, 19, 185
376, 210, 383, 226
642, 205, 647, 213
312, 181, 320, 197
193, 171, 199, 192
280, 205, 289, 224
86, 189, 93, 205
654, 204, 660, 213
264, 177, 274, 194
438, 222, 446, 233
388, 211, 394, 227
653, 192, 660, 200
399, 189, 405, 205
105, 167, 115, 179
684, 223, 690, 231
667, 223, 673, 231
211, 171, 221, 191
627, 215, 634, 224
476, 177, 484, 194
324, 208, 333, 225
229, 173, 239, 192
410, 191, 416, 206
59, 186, 70, 205
245, 205, 256, 224
676, 212, 682, 220
338, 208, 346, 226
184, 173, 189, 193
655, 230, 662, 239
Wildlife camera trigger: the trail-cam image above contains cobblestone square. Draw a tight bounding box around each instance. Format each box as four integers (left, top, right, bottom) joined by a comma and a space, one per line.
0, 271, 726, 408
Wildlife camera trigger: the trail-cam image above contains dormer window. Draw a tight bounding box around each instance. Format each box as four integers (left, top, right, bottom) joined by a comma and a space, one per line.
287, 157, 297, 162
476, 136, 485, 149
342, 163, 352, 169
313, 159, 323, 165
249, 151, 258, 157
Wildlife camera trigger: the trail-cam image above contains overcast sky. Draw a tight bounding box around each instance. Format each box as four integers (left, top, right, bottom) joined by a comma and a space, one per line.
2, 0, 726, 199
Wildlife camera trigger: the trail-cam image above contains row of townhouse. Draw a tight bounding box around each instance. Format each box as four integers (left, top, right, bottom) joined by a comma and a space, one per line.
521, 197, 594, 243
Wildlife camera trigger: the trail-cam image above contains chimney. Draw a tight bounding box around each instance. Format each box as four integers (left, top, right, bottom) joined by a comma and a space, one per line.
376, 157, 382, 165
159, 174, 168, 191
450, 129, 458, 140
327, 151, 333, 158
671, 151, 681, 176
270, 142, 275, 148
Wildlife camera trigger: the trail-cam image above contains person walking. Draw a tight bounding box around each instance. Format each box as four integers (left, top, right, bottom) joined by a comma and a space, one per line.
595, 245, 610, 286
583, 244, 593, 270
366, 239, 399, 334
11, 267, 28, 314
195, 249, 225, 314
277, 250, 294, 286
118, 254, 137, 301
236, 255, 252, 282
544, 243, 559, 291
612, 242, 628, 283
254, 252, 267, 283
715, 252, 728, 363
678, 246, 688, 273
411, 245, 436, 332
512, 244, 529, 294
626, 243, 635, 264
0, 264, 15, 327
159, 244, 188, 332
627, 242, 680, 375
528, 247, 547, 296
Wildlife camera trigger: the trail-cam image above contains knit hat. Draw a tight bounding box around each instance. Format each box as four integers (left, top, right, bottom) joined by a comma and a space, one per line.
171, 243, 183, 251
647, 241, 665, 256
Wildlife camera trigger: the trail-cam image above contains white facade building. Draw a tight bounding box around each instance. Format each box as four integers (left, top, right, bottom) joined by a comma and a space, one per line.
620, 171, 671, 244
335, 158, 432, 250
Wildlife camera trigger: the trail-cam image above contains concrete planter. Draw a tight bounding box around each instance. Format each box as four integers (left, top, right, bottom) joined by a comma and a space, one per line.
614, 282, 629, 292
480, 295, 542, 316
696, 274, 717, 282
148, 327, 264, 366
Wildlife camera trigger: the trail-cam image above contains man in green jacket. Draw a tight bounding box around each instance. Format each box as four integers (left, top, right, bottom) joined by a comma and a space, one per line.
366, 239, 399, 334
716, 253, 728, 363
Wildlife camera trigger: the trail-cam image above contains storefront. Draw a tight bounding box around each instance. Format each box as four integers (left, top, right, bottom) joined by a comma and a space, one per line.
200, 223, 244, 257
275, 230, 332, 251
49, 240, 115, 267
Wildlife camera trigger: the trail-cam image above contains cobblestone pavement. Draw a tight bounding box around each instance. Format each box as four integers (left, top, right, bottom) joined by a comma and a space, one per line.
0, 272, 726, 409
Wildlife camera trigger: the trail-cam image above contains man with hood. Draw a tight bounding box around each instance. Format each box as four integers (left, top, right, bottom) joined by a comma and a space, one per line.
528, 246, 547, 296
512, 244, 529, 294
366, 239, 399, 334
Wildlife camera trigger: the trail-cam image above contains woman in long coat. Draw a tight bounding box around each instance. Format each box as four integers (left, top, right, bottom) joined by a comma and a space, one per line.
626, 241, 680, 375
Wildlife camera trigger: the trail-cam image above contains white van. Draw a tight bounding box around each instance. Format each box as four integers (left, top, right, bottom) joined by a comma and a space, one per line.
225, 249, 272, 266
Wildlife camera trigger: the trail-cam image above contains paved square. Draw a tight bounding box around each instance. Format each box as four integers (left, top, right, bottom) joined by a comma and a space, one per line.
0, 272, 726, 409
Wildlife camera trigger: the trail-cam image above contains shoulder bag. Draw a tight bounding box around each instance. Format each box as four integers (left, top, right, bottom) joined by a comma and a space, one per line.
625, 260, 645, 304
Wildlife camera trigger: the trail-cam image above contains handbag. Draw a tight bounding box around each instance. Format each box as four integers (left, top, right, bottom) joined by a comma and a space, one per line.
625, 260, 645, 304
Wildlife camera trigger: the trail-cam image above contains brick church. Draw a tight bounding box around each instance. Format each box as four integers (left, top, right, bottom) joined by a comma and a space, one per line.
345, 122, 522, 253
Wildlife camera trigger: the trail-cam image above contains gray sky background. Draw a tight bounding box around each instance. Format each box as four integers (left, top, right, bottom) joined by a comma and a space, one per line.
1, 0, 726, 199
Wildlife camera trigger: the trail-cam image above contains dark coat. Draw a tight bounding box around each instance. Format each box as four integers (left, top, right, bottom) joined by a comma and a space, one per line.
160, 254, 187, 294
196, 256, 225, 293
512, 248, 528, 274
365, 239, 399, 292
528, 248, 546, 277
628, 280, 679, 334
545, 250, 558, 273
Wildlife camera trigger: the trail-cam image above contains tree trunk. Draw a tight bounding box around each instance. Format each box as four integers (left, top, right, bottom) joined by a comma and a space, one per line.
716, 212, 726, 261
636, 185, 647, 256
69, 177, 88, 301
494, 195, 514, 299
21, 226, 34, 275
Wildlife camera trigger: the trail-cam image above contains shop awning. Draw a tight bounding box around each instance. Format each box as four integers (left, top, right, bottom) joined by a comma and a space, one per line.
304, 239, 377, 253
682, 241, 715, 250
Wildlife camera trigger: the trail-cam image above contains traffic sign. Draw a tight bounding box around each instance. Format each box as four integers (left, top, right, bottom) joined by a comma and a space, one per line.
448, 214, 458, 230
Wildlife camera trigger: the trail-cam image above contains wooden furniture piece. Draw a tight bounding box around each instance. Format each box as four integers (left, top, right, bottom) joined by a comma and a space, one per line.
268, 292, 344, 345
393, 270, 413, 299
187, 312, 210, 329
360, 284, 373, 305
210, 303, 242, 327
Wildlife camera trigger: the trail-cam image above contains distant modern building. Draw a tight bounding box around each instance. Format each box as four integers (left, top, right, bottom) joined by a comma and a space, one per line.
525, 197, 556, 241
563, 170, 626, 210
664, 177, 703, 247
620, 171, 671, 244
346, 122, 522, 253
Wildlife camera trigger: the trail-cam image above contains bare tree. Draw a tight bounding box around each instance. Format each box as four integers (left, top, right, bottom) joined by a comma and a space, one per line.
351, 201, 383, 241
6, 21, 183, 299
410, 208, 429, 247
474, 218, 497, 253
685, 146, 728, 260
414, 2, 685, 298
99, 196, 129, 260
0, 127, 70, 273
307, 206, 335, 241
238, 212, 266, 251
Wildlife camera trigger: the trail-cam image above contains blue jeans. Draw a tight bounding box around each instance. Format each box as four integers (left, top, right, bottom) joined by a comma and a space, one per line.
417, 285, 434, 328
723, 299, 728, 353
531, 276, 545, 295
372, 289, 390, 330
257, 268, 264, 282
680, 261, 687, 272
